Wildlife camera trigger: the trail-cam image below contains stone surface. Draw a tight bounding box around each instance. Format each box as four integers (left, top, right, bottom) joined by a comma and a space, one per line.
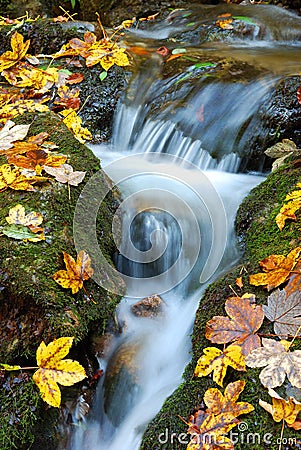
131, 294, 163, 317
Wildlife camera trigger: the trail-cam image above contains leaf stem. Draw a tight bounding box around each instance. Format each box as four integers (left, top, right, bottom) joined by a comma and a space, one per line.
278, 419, 285, 450
287, 324, 301, 350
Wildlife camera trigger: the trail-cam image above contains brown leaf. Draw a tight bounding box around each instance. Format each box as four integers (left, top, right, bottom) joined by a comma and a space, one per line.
285, 259, 301, 296
205, 295, 264, 355
297, 86, 301, 105
187, 408, 238, 449
249, 247, 301, 291
66, 73, 84, 85
8, 150, 67, 174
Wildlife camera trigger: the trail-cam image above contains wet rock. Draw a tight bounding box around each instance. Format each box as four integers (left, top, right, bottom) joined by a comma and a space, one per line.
239, 75, 301, 171
131, 294, 163, 317
90, 332, 115, 358
103, 340, 142, 426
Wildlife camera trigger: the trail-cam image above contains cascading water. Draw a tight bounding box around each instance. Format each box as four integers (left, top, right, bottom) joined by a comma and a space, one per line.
67, 5, 301, 450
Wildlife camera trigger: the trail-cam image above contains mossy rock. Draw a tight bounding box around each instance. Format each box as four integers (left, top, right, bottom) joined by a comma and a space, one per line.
141, 162, 301, 449
0, 19, 128, 142
0, 112, 121, 449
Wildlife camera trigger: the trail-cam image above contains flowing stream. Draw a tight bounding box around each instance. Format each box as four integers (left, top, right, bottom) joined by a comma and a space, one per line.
68, 5, 301, 450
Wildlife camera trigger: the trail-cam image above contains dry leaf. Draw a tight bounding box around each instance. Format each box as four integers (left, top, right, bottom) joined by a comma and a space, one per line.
235, 277, 243, 288
276, 199, 301, 231
0, 164, 47, 191
43, 164, 86, 186
66, 72, 84, 85
194, 344, 246, 387
0, 98, 49, 123
86, 45, 129, 71
6, 203, 43, 226
2, 64, 59, 91
0, 120, 30, 150
33, 337, 86, 407
259, 388, 301, 428
0, 32, 30, 71
59, 109, 92, 143
245, 338, 301, 389
204, 380, 254, 417
52, 250, 94, 294
187, 410, 238, 450
4, 204, 44, 241
263, 289, 301, 337
205, 295, 264, 355
249, 247, 301, 291
216, 13, 233, 29
8, 149, 67, 175
285, 259, 301, 296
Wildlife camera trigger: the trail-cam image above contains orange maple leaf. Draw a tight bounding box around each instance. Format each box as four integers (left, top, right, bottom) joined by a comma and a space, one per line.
8, 150, 67, 175
205, 295, 264, 355
249, 246, 301, 291
0, 32, 30, 71
52, 251, 94, 294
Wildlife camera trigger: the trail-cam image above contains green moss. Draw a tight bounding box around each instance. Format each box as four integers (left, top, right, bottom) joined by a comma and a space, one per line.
0, 374, 40, 450
0, 112, 121, 449
141, 163, 301, 449
0, 112, 120, 360
236, 163, 301, 265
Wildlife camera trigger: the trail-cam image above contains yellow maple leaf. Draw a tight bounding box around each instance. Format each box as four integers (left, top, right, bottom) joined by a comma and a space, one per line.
4, 203, 45, 241
276, 200, 301, 231
276, 183, 301, 230
204, 380, 254, 417
259, 388, 301, 427
0, 99, 49, 123
0, 164, 47, 192
52, 250, 94, 294
187, 410, 238, 450
59, 109, 92, 143
194, 344, 246, 386
2, 64, 59, 91
86, 44, 129, 71
0, 32, 30, 71
249, 246, 301, 291
33, 337, 86, 407
6, 204, 43, 227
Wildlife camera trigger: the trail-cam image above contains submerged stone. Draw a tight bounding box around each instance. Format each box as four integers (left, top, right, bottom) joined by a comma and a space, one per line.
131, 294, 163, 317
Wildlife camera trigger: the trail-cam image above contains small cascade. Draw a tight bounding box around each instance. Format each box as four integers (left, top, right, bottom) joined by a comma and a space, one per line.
67, 4, 301, 450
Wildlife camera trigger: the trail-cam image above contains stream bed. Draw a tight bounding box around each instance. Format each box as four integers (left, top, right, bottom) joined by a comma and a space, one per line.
67, 4, 301, 450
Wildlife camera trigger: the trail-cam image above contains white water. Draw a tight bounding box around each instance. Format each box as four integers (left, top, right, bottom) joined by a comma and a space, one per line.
68, 147, 263, 450
66, 5, 301, 449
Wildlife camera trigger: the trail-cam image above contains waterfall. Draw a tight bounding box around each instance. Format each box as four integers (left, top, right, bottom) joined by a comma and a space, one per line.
67, 5, 300, 450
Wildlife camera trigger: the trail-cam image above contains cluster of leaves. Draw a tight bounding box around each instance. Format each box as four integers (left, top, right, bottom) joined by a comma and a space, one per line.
185, 192, 301, 447
0, 120, 87, 241
51, 29, 129, 80
0, 31, 91, 143
1, 337, 86, 407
